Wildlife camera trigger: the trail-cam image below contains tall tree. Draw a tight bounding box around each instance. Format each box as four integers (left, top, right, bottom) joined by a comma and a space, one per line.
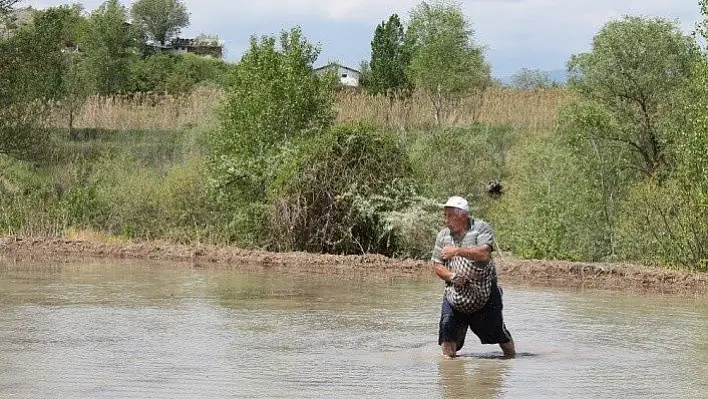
35, 4, 89, 134
561, 16, 698, 263
0, 6, 77, 161
369, 14, 411, 98
130, 0, 189, 46
567, 16, 697, 178
80, 0, 136, 94
405, 1, 491, 126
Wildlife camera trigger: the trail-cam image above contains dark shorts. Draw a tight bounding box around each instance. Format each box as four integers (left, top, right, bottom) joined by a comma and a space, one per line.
438, 279, 512, 350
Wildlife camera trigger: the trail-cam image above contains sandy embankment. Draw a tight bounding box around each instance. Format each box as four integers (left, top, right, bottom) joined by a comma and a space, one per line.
1, 237, 706, 296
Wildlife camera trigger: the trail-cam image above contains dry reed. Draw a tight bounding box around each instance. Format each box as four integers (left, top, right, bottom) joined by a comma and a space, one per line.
50, 87, 574, 132
51, 87, 224, 131
335, 88, 575, 132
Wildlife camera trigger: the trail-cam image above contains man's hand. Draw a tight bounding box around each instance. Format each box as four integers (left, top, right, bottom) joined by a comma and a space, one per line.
433, 262, 470, 286
450, 273, 469, 287
441, 244, 458, 260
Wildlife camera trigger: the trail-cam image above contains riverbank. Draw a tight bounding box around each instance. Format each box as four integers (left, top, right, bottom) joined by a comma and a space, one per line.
1, 236, 706, 296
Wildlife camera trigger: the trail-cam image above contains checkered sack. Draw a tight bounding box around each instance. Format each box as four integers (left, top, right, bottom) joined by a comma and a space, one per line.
444, 256, 493, 313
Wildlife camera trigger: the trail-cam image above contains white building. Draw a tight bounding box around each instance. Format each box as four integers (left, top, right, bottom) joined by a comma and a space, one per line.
314, 63, 360, 87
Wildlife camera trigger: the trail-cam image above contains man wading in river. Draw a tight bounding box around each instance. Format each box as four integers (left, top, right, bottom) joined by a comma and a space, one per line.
431, 196, 515, 359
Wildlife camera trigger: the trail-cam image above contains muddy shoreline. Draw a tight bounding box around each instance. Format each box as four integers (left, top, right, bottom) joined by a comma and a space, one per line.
1, 237, 706, 296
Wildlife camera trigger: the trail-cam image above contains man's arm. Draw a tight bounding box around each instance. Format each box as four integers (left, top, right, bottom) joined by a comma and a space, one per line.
431, 229, 468, 285
442, 220, 495, 261
431, 231, 452, 283
433, 261, 454, 282
442, 244, 491, 261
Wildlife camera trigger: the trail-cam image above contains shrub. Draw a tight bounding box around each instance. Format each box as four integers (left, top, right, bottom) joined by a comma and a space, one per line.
209, 27, 335, 207
268, 123, 418, 256
488, 134, 605, 261
406, 124, 517, 217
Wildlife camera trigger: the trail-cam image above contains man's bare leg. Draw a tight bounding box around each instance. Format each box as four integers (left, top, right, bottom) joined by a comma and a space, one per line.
441, 341, 457, 358
500, 340, 516, 359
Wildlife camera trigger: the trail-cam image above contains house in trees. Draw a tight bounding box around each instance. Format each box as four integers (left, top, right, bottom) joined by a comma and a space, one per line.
314, 63, 360, 86
153, 36, 224, 58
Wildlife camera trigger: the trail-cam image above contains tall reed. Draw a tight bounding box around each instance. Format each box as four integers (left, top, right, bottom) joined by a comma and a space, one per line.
49, 87, 574, 132
335, 88, 574, 132
51, 87, 224, 131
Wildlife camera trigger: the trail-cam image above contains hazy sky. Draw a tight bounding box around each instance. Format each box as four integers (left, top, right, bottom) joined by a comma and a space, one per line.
27, 0, 702, 77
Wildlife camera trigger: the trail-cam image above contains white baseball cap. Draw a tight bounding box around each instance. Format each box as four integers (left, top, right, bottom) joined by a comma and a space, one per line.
443, 196, 469, 212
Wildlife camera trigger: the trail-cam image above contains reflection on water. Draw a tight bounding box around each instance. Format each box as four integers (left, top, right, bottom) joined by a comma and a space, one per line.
438, 358, 509, 399
0, 260, 706, 399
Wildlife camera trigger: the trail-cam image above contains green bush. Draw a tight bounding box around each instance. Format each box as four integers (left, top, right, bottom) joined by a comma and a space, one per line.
0, 123, 234, 243
160, 156, 235, 244
356, 183, 441, 259
0, 155, 69, 235
268, 123, 419, 256
86, 153, 228, 242
128, 52, 229, 94
612, 179, 707, 270
207, 27, 335, 246
407, 124, 517, 216
488, 134, 605, 261
209, 26, 334, 203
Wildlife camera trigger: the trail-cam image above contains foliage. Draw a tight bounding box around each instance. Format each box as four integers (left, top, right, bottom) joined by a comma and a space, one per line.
0, 0, 19, 15
488, 134, 606, 261
0, 122, 234, 243
130, 0, 189, 46
368, 13, 412, 98
405, 0, 491, 126
127, 52, 175, 92
128, 52, 229, 93
696, 0, 708, 45
667, 63, 708, 271
0, 6, 77, 162
556, 15, 703, 268
62, 50, 93, 134
567, 16, 697, 178
268, 123, 417, 256
615, 58, 708, 271
557, 100, 640, 258
510, 68, 557, 90
42, 4, 93, 133
0, 155, 67, 235
357, 59, 372, 89
209, 26, 335, 206
613, 179, 708, 271
80, 0, 137, 95
406, 124, 517, 215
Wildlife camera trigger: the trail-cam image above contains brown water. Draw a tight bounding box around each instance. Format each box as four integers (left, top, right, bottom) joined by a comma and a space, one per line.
0, 261, 706, 398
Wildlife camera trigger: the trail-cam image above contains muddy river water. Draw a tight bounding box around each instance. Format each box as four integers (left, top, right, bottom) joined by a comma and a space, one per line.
0, 261, 706, 398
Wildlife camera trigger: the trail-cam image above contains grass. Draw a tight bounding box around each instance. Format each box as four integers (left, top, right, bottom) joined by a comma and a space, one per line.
63, 227, 128, 244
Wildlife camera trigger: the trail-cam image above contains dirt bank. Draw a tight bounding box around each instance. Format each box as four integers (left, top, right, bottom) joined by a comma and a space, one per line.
1, 237, 706, 296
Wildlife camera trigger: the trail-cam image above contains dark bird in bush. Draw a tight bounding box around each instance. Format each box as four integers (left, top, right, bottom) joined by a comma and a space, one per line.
485, 179, 503, 199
